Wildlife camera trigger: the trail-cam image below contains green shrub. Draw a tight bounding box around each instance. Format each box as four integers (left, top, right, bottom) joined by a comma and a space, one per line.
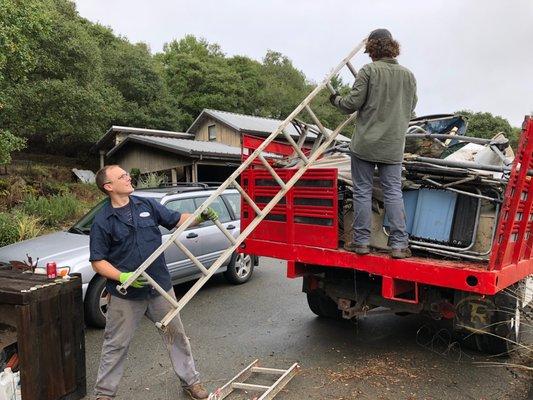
21, 193, 82, 226
137, 172, 166, 189
41, 181, 70, 196
0, 213, 18, 247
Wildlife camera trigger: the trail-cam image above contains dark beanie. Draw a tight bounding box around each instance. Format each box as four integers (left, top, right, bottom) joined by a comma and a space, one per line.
368, 28, 393, 41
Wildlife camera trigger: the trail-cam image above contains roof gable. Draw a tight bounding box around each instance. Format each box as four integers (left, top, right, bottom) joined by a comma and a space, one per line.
187, 109, 350, 142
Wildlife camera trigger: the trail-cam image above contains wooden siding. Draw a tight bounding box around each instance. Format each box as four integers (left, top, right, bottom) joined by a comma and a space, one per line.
112, 143, 191, 174
194, 118, 241, 147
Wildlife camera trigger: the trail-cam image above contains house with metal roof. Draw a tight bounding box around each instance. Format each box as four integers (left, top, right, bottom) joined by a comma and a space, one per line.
94, 109, 350, 184
93, 126, 242, 183
187, 109, 350, 146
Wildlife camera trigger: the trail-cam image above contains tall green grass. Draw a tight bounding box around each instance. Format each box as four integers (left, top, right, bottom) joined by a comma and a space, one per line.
0, 212, 42, 246
0, 213, 18, 247
21, 193, 82, 226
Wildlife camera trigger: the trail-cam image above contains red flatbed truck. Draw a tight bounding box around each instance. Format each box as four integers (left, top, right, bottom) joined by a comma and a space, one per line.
239, 117, 533, 355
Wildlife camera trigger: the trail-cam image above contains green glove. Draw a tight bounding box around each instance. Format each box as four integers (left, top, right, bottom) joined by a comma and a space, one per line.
119, 272, 148, 289
195, 207, 218, 223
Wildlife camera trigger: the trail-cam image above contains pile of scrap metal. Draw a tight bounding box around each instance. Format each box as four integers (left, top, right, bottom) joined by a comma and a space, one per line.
293, 114, 515, 261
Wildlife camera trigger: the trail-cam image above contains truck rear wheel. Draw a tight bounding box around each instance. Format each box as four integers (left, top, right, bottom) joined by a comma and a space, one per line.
456, 278, 531, 355
306, 290, 343, 320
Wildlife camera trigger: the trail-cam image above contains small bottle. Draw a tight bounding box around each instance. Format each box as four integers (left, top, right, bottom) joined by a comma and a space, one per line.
46, 262, 57, 279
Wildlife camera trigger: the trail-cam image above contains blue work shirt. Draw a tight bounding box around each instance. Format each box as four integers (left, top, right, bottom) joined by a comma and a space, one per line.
89, 195, 181, 300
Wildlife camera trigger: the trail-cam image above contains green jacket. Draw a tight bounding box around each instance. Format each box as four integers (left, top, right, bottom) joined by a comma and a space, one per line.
333, 58, 417, 164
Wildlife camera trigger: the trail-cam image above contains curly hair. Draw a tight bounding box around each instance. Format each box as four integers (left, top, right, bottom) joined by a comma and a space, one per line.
365, 37, 400, 59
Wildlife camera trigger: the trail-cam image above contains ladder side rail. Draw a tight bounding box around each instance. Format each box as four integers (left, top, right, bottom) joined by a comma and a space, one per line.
157, 113, 357, 328
118, 39, 366, 293
257, 362, 300, 400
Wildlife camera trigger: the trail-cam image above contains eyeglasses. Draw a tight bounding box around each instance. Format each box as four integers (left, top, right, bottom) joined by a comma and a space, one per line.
104, 172, 130, 185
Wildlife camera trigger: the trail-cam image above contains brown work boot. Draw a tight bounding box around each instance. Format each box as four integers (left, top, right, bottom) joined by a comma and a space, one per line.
344, 242, 370, 255
391, 247, 412, 259
184, 383, 209, 400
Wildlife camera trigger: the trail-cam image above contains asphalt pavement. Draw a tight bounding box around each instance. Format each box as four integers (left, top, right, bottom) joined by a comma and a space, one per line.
84, 258, 531, 400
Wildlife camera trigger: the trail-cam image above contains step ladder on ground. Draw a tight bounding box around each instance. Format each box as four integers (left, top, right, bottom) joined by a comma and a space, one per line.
208, 360, 300, 400
116, 38, 367, 330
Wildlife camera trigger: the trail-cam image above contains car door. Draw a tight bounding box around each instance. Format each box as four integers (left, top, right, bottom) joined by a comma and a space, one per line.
160, 197, 203, 280
193, 195, 235, 268
222, 192, 241, 234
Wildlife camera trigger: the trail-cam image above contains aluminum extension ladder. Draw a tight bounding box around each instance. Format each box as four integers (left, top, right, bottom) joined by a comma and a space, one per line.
208, 359, 300, 400
116, 38, 366, 330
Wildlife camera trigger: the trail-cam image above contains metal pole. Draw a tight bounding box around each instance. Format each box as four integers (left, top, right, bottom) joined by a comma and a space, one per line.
409, 156, 533, 175
405, 134, 507, 146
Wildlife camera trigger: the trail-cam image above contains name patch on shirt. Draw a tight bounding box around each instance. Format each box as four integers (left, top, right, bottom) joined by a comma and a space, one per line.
139, 212, 151, 218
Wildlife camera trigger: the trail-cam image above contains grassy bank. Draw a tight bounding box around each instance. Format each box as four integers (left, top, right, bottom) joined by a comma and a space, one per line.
0, 157, 103, 246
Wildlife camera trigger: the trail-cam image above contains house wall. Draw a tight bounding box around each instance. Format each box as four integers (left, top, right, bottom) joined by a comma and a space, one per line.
112, 143, 191, 175
194, 118, 241, 148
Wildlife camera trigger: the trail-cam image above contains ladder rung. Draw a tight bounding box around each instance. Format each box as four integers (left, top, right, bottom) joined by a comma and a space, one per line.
346, 60, 358, 78
233, 181, 262, 216
174, 239, 209, 275
281, 130, 309, 164
232, 382, 271, 391
258, 154, 287, 189
140, 272, 180, 308
213, 219, 237, 245
305, 105, 330, 140
251, 367, 287, 375
296, 125, 309, 149
326, 82, 336, 94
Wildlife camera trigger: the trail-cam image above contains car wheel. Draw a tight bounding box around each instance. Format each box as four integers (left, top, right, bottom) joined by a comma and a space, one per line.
224, 253, 254, 284
85, 275, 108, 328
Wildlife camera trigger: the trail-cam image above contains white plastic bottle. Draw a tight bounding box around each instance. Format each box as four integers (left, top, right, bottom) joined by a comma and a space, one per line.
0, 367, 16, 400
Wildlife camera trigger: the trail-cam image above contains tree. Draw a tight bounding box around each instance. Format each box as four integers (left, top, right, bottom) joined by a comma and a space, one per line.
256, 50, 308, 119
457, 110, 521, 150
158, 35, 248, 129
0, 130, 26, 165
3, 79, 123, 154
0, 0, 54, 86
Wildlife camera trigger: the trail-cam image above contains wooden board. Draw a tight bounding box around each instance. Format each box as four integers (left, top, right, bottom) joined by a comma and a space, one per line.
0, 269, 86, 400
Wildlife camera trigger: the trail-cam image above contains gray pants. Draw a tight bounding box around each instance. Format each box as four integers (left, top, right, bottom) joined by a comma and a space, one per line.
94, 291, 200, 398
351, 155, 409, 249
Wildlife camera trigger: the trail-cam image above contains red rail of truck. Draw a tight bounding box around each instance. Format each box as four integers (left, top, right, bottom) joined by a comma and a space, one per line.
240, 117, 533, 297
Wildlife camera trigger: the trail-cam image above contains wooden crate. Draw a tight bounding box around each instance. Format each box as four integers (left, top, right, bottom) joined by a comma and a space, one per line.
0, 269, 86, 400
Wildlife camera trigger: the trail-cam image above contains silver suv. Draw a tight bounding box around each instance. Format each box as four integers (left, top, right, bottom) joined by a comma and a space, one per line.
0, 184, 256, 328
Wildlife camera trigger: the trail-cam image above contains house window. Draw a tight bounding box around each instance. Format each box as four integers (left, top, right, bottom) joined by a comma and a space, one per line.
208, 124, 217, 141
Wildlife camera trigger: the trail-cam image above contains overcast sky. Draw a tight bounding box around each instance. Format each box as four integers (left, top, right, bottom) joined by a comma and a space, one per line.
75, 0, 533, 127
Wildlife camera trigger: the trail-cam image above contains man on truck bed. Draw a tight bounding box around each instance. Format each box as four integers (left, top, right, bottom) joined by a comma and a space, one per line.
330, 28, 417, 259
89, 165, 217, 400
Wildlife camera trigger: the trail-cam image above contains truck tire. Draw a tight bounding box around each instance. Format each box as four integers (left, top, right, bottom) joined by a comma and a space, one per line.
479, 280, 529, 355
306, 290, 343, 320
224, 253, 254, 284
457, 279, 530, 355
84, 275, 108, 329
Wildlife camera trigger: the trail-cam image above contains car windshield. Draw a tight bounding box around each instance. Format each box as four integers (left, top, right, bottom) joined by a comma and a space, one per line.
68, 198, 108, 235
